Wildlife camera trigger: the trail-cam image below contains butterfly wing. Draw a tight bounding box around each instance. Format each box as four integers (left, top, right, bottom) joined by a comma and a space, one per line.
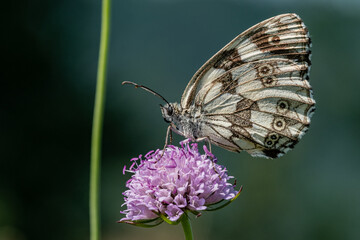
181, 13, 314, 158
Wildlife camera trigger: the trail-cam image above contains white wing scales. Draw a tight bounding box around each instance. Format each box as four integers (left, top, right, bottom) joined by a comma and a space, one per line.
180, 13, 315, 158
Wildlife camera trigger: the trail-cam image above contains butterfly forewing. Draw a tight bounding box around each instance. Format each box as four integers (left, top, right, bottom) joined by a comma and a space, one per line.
180, 13, 314, 158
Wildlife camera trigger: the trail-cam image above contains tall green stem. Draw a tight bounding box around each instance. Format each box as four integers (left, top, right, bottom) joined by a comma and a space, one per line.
181, 214, 193, 240
90, 0, 111, 239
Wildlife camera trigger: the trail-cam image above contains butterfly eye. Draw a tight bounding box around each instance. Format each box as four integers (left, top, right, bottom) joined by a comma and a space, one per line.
168, 107, 173, 116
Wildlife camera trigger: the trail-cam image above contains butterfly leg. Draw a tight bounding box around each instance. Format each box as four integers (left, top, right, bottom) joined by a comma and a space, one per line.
195, 136, 212, 153
163, 125, 172, 148
195, 137, 220, 175
159, 125, 172, 160
169, 127, 173, 145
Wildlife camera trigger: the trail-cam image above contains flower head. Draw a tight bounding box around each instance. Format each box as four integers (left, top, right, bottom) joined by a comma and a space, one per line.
119, 140, 241, 226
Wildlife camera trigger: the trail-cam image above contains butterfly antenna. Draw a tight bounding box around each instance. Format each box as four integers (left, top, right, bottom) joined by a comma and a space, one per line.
122, 81, 170, 105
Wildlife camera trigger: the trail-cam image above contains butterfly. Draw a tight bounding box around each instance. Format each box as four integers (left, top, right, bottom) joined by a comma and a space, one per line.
123, 13, 315, 158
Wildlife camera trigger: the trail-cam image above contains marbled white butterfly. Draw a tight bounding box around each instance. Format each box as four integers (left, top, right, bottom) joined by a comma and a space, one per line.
123, 13, 315, 158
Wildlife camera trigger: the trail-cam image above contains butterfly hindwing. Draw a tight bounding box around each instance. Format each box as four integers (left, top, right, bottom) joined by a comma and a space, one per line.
180, 13, 314, 158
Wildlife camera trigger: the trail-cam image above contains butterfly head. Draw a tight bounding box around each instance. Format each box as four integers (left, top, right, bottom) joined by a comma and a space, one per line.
160, 103, 184, 131
160, 103, 178, 123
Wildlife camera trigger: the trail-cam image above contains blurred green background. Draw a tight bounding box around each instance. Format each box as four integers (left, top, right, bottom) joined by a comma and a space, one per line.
1, 0, 360, 239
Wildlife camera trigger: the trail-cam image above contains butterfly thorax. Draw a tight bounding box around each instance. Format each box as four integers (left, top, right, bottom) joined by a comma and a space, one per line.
160, 103, 203, 140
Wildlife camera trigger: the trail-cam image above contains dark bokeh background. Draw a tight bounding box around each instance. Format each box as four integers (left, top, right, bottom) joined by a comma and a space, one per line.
1, 0, 360, 239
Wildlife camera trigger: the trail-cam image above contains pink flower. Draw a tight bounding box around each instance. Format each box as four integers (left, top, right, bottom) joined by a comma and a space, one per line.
119, 140, 241, 226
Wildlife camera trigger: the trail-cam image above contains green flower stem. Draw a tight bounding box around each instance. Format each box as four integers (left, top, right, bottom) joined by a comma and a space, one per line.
90, 0, 111, 239
181, 214, 193, 240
